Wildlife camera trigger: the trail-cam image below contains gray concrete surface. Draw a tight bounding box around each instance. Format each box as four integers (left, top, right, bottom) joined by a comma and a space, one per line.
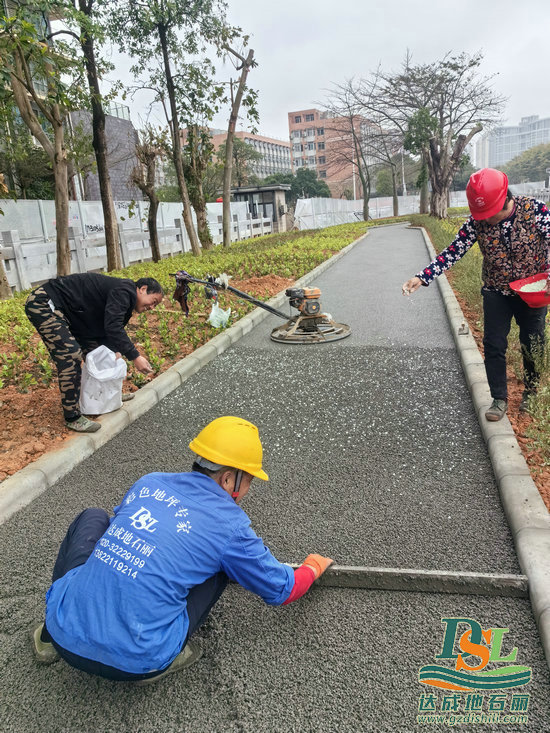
1, 224, 549, 732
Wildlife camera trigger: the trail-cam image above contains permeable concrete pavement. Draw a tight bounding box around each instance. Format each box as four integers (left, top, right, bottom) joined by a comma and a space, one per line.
1, 224, 549, 731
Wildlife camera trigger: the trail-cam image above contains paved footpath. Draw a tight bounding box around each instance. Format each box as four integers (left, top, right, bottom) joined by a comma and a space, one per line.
1, 224, 550, 732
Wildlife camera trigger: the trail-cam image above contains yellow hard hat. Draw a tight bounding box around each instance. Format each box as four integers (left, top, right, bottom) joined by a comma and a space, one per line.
189, 416, 269, 481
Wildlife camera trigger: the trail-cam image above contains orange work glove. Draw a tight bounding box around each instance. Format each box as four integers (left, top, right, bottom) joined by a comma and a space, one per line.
302, 553, 334, 580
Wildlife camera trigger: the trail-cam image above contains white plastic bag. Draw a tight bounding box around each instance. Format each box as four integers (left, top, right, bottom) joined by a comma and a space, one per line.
208, 301, 231, 329
79, 345, 127, 415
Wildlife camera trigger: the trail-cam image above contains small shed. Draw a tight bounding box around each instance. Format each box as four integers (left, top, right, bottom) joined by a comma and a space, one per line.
230, 184, 291, 233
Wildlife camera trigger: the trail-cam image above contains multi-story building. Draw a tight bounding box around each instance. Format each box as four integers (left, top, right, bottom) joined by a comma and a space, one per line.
209, 130, 292, 179
180, 128, 292, 181
69, 103, 143, 201
475, 115, 550, 169
288, 108, 367, 198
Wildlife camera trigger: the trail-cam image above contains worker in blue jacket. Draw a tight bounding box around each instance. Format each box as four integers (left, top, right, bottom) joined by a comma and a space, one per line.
32, 416, 333, 684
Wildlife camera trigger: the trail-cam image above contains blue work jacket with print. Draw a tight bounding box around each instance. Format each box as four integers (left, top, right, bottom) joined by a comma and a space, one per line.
45, 471, 294, 674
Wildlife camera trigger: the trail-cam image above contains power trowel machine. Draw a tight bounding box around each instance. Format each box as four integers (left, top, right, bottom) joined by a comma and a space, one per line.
171, 271, 351, 344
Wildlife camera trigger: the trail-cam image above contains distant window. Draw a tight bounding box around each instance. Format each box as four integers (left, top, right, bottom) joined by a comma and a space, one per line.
319, 170, 327, 178
305, 114, 315, 122
307, 142, 315, 150
294, 115, 302, 123
317, 142, 325, 150
317, 127, 324, 136
318, 156, 326, 164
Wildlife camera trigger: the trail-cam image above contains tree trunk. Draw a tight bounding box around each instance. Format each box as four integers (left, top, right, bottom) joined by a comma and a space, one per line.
195, 192, 213, 249
148, 196, 161, 262
10, 61, 71, 276
53, 123, 71, 276
362, 194, 370, 221
430, 189, 448, 219
223, 49, 254, 248
420, 177, 429, 214
390, 164, 399, 217
158, 24, 201, 256
79, 1, 120, 271
0, 260, 12, 299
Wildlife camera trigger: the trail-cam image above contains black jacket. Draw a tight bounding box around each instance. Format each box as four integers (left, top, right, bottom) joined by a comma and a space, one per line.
43, 273, 140, 360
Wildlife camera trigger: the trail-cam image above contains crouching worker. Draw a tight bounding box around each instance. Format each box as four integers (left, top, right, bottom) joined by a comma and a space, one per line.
25, 273, 163, 433
32, 416, 333, 684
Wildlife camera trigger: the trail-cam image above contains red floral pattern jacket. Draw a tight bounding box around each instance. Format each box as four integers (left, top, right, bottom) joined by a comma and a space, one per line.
416, 197, 550, 295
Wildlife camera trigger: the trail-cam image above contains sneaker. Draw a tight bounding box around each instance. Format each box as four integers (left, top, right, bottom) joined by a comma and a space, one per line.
31, 624, 59, 664
485, 399, 508, 422
519, 392, 534, 414
65, 416, 101, 433
121, 393, 135, 402
135, 641, 203, 686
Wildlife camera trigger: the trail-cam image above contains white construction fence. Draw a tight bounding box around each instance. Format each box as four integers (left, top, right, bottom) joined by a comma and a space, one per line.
293, 182, 550, 231
294, 191, 469, 230
0, 199, 272, 292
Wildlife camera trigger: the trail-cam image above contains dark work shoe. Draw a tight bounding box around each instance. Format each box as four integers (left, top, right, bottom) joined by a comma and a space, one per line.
135, 641, 203, 686
65, 416, 101, 433
519, 392, 534, 414
31, 624, 59, 664
485, 399, 508, 422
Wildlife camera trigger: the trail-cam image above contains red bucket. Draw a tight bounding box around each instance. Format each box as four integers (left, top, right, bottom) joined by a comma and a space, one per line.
509, 273, 550, 308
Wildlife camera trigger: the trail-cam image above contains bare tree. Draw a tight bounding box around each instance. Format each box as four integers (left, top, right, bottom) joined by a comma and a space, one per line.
359, 118, 403, 216
323, 82, 373, 220
355, 52, 505, 218
221, 45, 255, 247
130, 125, 166, 262
183, 124, 215, 249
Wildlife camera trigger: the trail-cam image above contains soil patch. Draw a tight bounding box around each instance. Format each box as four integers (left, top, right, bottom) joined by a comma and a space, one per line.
0, 275, 294, 481
449, 282, 550, 512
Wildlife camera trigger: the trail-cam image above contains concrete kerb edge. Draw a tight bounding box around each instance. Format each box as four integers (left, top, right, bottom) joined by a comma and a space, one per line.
417, 224, 550, 670
0, 229, 371, 526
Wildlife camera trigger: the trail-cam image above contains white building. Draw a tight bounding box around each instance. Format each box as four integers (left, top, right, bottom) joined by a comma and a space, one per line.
475, 116, 550, 168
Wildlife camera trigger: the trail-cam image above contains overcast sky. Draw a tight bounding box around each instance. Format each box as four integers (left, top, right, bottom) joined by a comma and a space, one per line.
116, 0, 549, 143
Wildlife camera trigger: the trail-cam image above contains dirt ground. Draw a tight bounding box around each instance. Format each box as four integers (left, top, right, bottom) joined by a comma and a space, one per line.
2, 272, 550, 512
0, 275, 293, 482
452, 293, 550, 512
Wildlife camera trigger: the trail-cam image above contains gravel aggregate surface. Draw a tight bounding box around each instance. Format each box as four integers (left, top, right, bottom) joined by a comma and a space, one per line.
1, 224, 548, 732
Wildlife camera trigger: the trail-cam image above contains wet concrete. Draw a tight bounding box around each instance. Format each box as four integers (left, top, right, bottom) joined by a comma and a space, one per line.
1, 224, 549, 731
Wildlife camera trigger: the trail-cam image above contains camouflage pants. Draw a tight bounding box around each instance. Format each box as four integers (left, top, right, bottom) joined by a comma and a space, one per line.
25, 287, 98, 422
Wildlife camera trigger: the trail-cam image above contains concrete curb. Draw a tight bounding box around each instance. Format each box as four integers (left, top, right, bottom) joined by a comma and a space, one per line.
0, 230, 370, 525
414, 225, 550, 670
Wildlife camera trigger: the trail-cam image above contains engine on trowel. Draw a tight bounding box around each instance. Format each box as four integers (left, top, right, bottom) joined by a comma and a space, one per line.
270, 286, 351, 344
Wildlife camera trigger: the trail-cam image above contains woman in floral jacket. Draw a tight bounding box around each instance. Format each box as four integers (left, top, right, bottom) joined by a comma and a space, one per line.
403, 168, 550, 422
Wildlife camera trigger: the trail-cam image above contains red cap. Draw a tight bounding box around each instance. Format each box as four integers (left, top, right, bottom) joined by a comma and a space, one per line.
466, 168, 509, 220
